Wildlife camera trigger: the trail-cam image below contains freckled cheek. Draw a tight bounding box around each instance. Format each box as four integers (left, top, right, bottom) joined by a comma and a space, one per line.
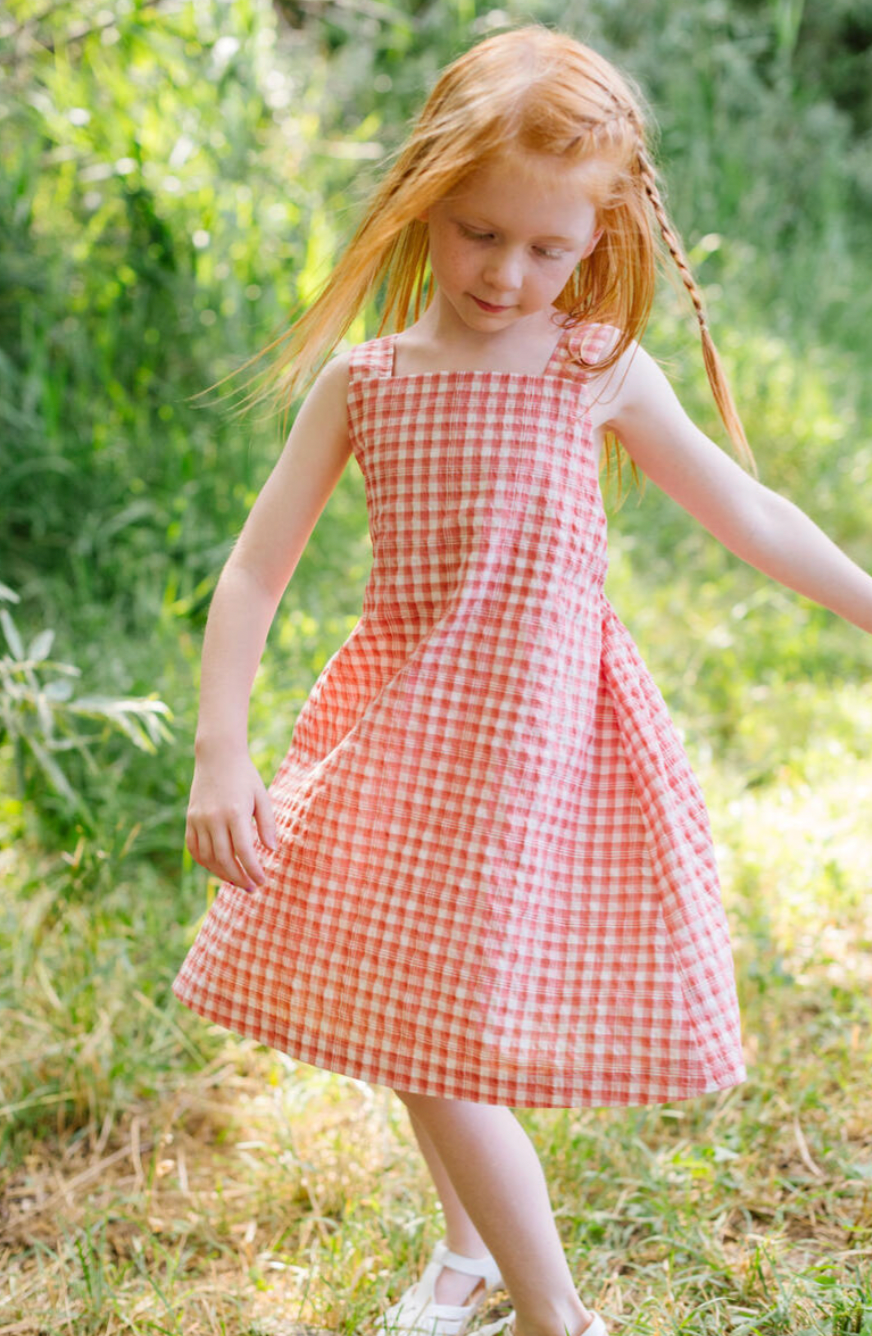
430, 237, 471, 287
548, 259, 581, 296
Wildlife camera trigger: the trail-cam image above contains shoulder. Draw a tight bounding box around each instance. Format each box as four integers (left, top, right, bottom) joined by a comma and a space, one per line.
571, 330, 672, 433
286, 348, 353, 445
313, 347, 353, 397
296, 348, 353, 421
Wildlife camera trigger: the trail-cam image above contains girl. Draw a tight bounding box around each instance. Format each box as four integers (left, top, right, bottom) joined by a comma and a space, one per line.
174, 25, 872, 1336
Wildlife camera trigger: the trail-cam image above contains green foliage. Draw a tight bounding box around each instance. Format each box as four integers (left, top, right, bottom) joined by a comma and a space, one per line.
0, 584, 171, 825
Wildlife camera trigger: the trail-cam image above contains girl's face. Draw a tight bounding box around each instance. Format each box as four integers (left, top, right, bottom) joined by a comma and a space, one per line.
424, 151, 605, 337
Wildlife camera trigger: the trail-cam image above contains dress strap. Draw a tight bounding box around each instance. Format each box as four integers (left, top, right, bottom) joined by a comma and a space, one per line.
348, 334, 394, 385
348, 324, 618, 383
551, 322, 621, 384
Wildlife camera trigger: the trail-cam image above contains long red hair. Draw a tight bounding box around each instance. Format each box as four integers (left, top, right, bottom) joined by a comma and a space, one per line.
204, 26, 755, 485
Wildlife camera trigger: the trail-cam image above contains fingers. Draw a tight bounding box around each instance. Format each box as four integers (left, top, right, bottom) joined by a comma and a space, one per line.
253, 783, 278, 852
194, 827, 240, 890
210, 827, 255, 891
226, 814, 269, 891
185, 820, 201, 866
186, 817, 269, 893
184, 763, 279, 894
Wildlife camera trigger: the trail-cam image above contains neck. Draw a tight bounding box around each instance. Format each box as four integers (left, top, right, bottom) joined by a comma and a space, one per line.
414, 293, 563, 359
392, 295, 569, 378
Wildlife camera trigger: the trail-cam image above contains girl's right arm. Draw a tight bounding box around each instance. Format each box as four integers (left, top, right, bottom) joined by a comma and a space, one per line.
185, 351, 353, 892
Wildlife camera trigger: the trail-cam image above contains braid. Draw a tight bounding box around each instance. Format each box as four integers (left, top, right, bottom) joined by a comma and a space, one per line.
637, 148, 757, 476
637, 151, 708, 328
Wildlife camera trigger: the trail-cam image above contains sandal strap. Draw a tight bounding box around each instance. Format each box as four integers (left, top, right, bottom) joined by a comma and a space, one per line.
475, 1316, 514, 1336
380, 1240, 502, 1336
383, 1287, 482, 1335
432, 1240, 502, 1286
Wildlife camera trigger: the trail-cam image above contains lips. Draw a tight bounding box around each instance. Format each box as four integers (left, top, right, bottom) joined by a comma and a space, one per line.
471, 295, 512, 313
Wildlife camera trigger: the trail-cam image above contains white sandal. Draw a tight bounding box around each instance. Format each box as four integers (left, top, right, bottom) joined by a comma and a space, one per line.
476, 1310, 609, 1336
378, 1239, 503, 1336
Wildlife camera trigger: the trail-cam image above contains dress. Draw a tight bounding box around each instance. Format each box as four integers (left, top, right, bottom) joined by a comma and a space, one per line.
172, 320, 747, 1108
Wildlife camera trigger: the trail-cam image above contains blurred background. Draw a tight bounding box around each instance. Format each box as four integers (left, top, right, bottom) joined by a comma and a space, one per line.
2, 2, 871, 1332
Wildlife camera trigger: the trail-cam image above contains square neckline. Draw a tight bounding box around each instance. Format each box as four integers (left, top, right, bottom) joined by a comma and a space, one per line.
386, 319, 577, 382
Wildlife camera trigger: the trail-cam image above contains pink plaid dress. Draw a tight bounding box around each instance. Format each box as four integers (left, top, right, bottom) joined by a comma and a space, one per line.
173, 321, 746, 1107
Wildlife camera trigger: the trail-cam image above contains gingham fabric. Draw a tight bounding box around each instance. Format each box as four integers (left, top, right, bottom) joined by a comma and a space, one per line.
173, 321, 746, 1107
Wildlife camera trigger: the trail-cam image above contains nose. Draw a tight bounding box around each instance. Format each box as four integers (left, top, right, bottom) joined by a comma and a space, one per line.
482, 247, 523, 293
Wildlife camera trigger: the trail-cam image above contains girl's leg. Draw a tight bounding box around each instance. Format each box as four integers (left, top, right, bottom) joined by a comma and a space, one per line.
404, 1105, 492, 1306
394, 1090, 592, 1336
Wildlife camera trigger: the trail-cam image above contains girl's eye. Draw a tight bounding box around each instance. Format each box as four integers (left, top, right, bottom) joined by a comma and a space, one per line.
457, 225, 564, 259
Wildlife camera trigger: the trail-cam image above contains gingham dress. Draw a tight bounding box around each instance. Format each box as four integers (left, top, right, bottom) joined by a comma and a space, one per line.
173, 320, 747, 1108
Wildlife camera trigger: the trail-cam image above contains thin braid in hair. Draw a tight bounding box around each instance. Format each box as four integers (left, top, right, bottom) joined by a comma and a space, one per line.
636, 148, 757, 475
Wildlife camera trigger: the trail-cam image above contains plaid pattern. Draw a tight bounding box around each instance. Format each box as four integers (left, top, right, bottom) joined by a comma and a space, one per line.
173, 322, 746, 1107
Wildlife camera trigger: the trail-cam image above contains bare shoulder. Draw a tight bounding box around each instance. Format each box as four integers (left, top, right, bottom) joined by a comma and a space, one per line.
308, 347, 352, 406
577, 330, 765, 534
283, 347, 353, 447
579, 331, 669, 433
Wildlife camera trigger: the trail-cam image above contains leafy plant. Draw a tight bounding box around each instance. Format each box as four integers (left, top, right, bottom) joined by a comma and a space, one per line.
0, 583, 171, 816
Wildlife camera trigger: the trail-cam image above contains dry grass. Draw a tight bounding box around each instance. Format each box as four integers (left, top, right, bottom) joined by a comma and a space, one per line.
2, 963, 870, 1334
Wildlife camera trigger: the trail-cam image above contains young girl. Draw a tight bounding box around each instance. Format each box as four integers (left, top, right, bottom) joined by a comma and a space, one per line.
174, 25, 872, 1336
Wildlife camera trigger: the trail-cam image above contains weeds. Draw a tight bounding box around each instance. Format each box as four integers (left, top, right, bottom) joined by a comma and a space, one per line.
0, 584, 172, 822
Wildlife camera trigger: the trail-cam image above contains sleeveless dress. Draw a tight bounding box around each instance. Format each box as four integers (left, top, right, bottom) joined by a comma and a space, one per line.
172, 321, 747, 1108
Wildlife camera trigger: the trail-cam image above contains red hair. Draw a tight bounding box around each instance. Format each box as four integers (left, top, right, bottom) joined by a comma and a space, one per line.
206, 26, 755, 485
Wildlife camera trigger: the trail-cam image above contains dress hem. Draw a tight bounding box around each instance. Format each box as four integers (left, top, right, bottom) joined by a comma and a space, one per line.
171, 982, 747, 1110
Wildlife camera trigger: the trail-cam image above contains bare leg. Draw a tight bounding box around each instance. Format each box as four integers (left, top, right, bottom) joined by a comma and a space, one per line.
405, 1105, 491, 1305
395, 1091, 592, 1336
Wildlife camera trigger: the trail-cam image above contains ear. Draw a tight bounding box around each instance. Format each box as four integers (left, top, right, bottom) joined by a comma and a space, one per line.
416, 207, 430, 224
580, 227, 603, 259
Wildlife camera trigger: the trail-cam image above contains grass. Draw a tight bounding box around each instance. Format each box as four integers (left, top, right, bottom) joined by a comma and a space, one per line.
2, 741, 871, 1335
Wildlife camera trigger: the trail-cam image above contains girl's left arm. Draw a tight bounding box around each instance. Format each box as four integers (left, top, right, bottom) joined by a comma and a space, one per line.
598, 342, 872, 635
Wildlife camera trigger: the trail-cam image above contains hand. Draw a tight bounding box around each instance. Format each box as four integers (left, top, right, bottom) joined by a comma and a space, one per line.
185, 750, 278, 893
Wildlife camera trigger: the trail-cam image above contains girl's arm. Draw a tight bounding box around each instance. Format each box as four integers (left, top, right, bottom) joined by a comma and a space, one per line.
594, 343, 872, 635
186, 351, 353, 891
